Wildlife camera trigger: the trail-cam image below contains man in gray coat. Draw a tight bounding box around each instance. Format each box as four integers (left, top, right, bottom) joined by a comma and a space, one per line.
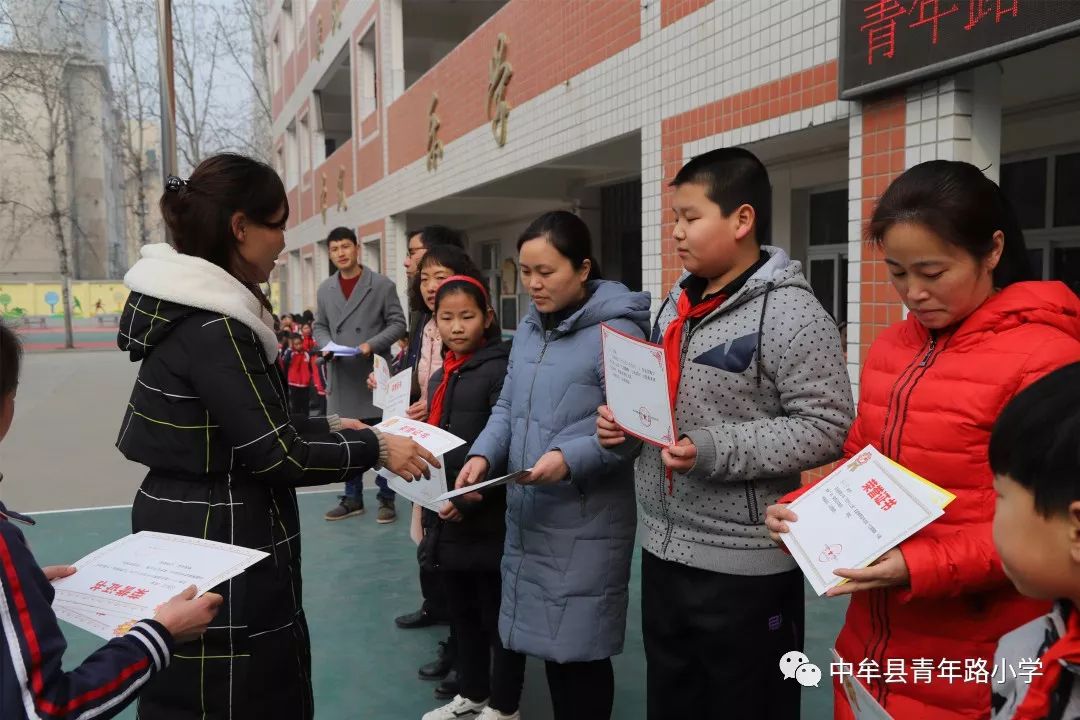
313, 226, 406, 523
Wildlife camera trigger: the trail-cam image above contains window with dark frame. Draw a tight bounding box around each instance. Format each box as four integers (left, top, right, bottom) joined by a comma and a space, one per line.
1002, 151, 1080, 297
807, 188, 849, 324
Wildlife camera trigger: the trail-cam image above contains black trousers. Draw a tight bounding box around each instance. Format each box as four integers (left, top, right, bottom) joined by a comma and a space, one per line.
641, 551, 804, 720
420, 567, 449, 621
443, 570, 526, 713
496, 653, 614, 719
288, 386, 308, 416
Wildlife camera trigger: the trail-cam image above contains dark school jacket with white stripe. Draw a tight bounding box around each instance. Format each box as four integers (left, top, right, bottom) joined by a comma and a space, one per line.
0, 503, 173, 720
114, 244, 381, 719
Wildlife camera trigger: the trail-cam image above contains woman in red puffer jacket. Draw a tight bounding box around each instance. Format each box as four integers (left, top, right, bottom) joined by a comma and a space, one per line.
767, 160, 1080, 720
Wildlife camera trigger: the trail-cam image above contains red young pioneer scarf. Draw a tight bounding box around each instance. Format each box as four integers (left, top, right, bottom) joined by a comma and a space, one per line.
661, 291, 727, 404
1012, 608, 1080, 720
659, 289, 726, 493
427, 349, 474, 428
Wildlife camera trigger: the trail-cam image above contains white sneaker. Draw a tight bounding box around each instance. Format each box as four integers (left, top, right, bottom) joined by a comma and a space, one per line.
477, 707, 521, 720
422, 695, 489, 720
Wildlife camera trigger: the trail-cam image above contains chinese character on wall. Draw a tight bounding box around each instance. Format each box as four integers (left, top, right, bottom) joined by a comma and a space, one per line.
487, 33, 513, 148
427, 93, 444, 172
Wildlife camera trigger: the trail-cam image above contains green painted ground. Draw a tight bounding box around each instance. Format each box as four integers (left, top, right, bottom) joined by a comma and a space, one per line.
24, 492, 846, 719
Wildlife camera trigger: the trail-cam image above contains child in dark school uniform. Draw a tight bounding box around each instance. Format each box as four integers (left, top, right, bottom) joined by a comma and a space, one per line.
421, 275, 523, 720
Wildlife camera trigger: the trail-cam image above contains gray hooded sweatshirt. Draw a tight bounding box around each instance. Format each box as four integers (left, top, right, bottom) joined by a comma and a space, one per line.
636, 246, 854, 576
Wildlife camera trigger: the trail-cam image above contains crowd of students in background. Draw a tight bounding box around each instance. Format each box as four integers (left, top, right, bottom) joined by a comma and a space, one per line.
276, 313, 324, 416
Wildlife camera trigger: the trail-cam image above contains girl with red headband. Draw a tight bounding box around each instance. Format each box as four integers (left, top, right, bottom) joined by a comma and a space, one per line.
420, 274, 520, 720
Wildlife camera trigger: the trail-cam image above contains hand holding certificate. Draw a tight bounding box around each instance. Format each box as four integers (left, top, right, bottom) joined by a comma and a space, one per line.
380, 368, 412, 421
777, 446, 954, 596
600, 324, 677, 447
435, 469, 533, 502
375, 417, 465, 507
385, 458, 448, 512
51, 532, 267, 640
372, 354, 392, 408
375, 417, 465, 456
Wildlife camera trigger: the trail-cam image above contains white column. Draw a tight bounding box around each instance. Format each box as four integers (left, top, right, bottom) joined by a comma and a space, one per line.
904, 70, 1001, 173
971, 65, 1003, 182
386, 214, 408, 312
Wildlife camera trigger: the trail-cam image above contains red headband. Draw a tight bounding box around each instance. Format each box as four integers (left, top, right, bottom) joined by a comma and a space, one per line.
436, 275, 489, 305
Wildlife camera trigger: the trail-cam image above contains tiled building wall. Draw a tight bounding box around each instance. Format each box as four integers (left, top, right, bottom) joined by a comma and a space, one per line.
386, 0, 641, 174
850, 93, 907, 380
274, 0, 846, 308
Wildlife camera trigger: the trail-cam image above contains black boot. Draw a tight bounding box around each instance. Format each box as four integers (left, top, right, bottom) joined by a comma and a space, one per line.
395, 608, 438, 629
434, 669, 459, 700
418, 640, 452, 680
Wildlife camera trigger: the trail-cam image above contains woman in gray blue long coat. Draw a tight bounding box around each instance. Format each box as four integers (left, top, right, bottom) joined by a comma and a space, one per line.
459, 211, 649, 720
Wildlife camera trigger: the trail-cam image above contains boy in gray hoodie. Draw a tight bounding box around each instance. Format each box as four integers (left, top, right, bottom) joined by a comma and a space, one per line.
598, 147, 854, 719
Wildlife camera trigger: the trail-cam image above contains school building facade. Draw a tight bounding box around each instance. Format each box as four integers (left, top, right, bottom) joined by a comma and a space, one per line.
267, 0, 1080, 398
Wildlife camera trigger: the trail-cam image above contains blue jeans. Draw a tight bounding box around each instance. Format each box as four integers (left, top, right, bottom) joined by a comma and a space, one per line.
344, 472, 395, 503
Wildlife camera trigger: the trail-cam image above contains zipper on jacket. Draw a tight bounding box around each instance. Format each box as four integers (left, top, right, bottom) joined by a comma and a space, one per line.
870, 331, 947, 706
744, 481, 760, 524
520, 338, 551, 470
918, 335, 937, 367
508, 335, 550, 648
660, 320, 703, 556
878, 336, 931, 462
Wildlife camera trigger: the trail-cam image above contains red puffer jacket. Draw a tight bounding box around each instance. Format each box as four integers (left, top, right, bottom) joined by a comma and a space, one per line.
784, 281, 1080, 720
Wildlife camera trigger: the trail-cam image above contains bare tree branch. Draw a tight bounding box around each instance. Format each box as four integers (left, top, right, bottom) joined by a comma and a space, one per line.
106, 0, 161, 252
0, 1, 116, 347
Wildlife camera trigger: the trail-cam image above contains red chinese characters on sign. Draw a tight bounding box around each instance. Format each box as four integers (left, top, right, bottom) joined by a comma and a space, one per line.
908, 0, 959, 44
89, 580, 151, 599
861, 479, 899, 511
965, 0, 1019, 29
861, 0, 907, 64
861, 0, 1020, 65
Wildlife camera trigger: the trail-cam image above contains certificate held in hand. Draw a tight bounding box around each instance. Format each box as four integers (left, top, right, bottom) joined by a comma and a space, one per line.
372, 354, 392, 408
374, 417, 466, 511
781, 446, 955, 596
51, 532, 268, 640
600, 324, 677, 447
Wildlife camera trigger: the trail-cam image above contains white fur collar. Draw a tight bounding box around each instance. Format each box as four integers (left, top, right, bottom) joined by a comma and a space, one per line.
124, 243, 279, 359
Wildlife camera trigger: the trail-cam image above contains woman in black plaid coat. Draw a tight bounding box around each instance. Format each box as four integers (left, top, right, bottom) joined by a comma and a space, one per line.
115, 154, 436, 719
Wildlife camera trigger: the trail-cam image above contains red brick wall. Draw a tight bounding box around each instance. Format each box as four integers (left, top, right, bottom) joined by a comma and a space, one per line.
356, 135, 384, 191
315, 139, 355, 216
284, 53, 297, 103
361, 112, 379, 139
661, 0, 712, 28
387, 0, 641, 173
287, 188, 300, 229
858, 94, 907, 354
659, 60, 839, 287
357, 219, 386, 274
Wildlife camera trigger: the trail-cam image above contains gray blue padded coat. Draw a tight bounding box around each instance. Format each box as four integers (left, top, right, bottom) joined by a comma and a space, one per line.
469, 280, 650, 662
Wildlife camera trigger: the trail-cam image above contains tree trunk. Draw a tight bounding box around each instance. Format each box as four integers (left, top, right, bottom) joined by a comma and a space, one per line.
46, 150, 75, 349
136, 159, 149, 246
